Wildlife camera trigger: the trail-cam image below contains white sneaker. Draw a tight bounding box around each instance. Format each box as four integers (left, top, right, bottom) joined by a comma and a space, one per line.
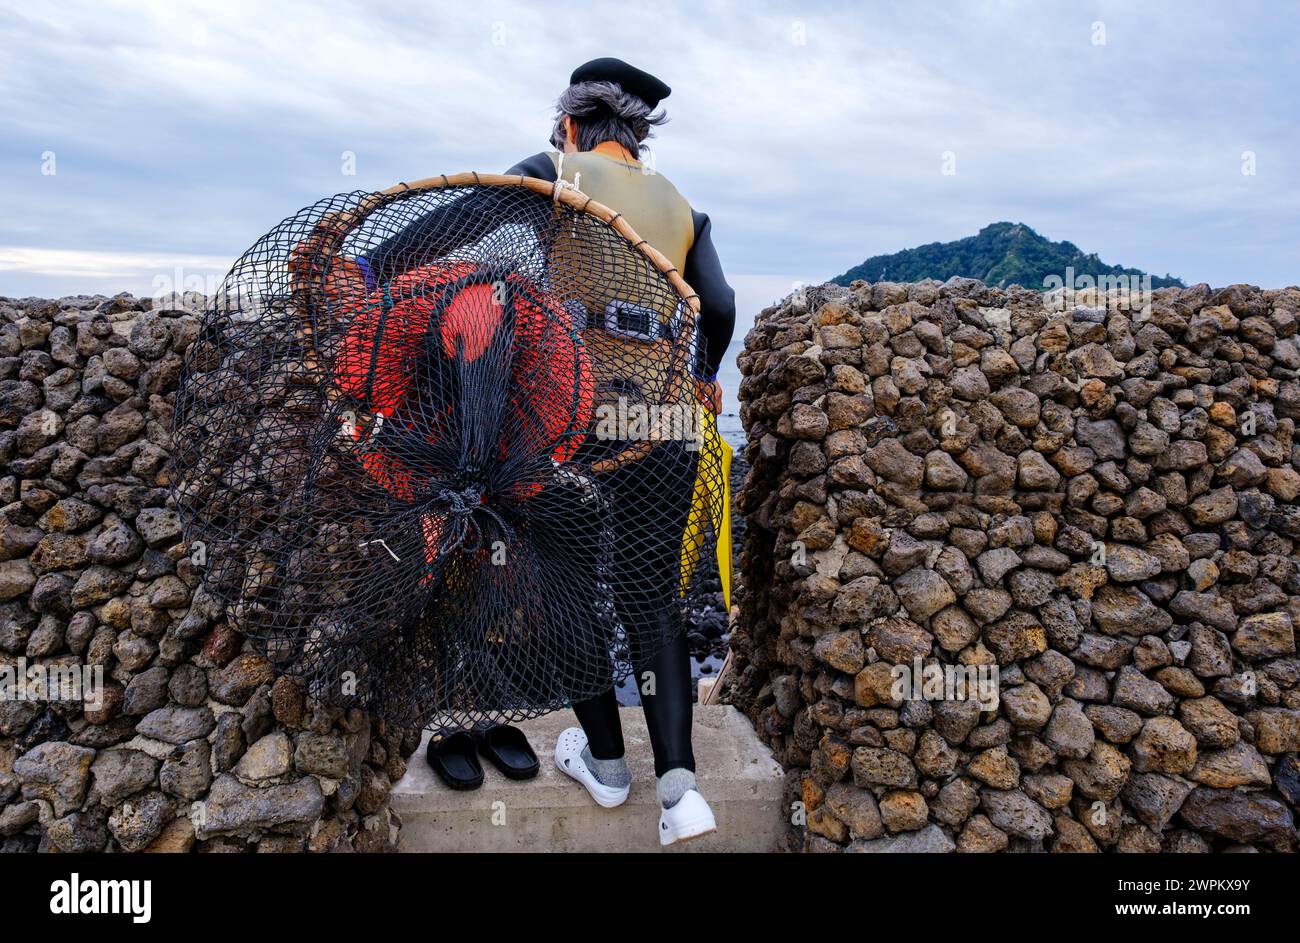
553, 727, 629, 808
658, 789, 717, 846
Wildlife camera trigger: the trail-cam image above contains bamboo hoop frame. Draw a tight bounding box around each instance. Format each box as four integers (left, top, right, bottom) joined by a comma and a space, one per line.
288, 172, 703, 474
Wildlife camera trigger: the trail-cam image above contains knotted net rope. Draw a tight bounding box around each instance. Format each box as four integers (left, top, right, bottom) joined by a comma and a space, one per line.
171, 176, 726, 730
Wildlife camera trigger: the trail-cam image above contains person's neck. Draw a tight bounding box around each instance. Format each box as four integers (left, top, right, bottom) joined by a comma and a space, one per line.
590, 140, 636, 162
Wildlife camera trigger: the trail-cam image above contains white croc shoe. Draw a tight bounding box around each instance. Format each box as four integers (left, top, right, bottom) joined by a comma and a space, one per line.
658, 789, 717, 846
554, 727, 629, 808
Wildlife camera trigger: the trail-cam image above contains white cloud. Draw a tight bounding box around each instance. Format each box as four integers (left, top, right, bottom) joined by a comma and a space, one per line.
0, 246, 232, 281
1, 0, 1296, 311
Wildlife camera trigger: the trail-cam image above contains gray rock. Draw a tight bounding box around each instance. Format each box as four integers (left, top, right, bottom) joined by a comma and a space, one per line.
128, 313, 171, 358
160, 740, 212, 800
1155, 440, 1208, 471
108, 790, 174, 852
846, 823, 954, 853
1178, 788, 1295, 848
893, 567, 956, 621
925, 450, 968, 489
851, 747, 918, 789
1007, 568, 1055, 608
198, 774, 325, 837
0, 559, 36, 601
1105, 545, 1162, 583
234, 732, 293, 782
293, 732, 350, 780
979, 788, 1053, 840
44, 811, 110, 853
1092, 586, 1168, 635
1113, 666, 1177, 716
15, 741, 96, 814
90, 748, 158, 806
134, 507, 182, 548
832, 576, 898, 624
86, 519, 144, 565
975, 547, 1021, 585
1170, 591, 1237, 633
1062, 741, 1132, 800
824, 781, 884, 840
1074, 418, 1126, 461
1122, 772, 1193, 831
1274, 754, 1300, 805
964, 588, 1013, 625
1002, 683, 1051, 729
136, 706, 215, 745
123, 665, 170, 716
1045, 699, 1095, 758
864, 439, 923, 487
0, 800, 41, 836
813, 630, 867, 674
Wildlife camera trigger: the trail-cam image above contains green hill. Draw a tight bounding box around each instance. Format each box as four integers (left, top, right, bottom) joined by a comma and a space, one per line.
832, 222, 1184, 290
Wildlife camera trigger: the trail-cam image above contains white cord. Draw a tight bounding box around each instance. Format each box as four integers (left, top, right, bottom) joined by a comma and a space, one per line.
552, 153, 580, 202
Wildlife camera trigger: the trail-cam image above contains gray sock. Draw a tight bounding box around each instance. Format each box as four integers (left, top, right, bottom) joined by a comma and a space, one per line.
581, 745, 631, 788
657, 768, 697, 809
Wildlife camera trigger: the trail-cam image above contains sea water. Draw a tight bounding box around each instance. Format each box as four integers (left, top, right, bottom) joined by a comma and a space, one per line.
715, 340, 746, 450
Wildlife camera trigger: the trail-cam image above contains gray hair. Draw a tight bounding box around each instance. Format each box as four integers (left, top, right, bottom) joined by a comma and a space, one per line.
549, 80, 667, 156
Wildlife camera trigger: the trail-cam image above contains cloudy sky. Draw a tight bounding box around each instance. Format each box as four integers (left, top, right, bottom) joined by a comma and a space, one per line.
2, 0, 1297, 332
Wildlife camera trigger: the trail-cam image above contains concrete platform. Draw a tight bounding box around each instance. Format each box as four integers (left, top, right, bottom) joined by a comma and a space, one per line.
392, 705, 786, 853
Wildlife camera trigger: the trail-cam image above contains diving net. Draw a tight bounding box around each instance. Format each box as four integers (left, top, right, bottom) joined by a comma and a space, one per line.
171, 174, 727, 731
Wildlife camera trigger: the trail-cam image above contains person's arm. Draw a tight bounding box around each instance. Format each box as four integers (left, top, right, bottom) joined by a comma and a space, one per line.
360, 153, 558, 281
684, 209, 736, 382
505, 152, 558, 182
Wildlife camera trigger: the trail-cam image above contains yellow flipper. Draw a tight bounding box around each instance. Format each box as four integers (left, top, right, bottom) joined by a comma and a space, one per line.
679, 406, 733, 610
716, 433, 733, 611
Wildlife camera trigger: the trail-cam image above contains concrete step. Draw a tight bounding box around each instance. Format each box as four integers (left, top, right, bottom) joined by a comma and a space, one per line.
392, 705, 786, 852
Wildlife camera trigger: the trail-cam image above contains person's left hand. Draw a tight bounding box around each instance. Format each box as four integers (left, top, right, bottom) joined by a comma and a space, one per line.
698, 378, 722, 415
321, 256, 367, 304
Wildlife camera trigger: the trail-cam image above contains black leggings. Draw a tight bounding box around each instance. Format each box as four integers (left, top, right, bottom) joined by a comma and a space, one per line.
573, 629, 695, 777
570, 439, 697, 777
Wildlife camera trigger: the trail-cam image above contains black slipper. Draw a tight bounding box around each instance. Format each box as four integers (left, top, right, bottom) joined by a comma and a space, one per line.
426, 729, 484, 790
472, 724, 540, 780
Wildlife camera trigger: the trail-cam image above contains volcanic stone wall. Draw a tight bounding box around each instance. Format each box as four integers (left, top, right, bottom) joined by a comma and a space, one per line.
727, 277, 1300, 852
0, 294, 416, 853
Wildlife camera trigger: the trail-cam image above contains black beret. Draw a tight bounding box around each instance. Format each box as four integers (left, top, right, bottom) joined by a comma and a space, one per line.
569, 57, 670, 108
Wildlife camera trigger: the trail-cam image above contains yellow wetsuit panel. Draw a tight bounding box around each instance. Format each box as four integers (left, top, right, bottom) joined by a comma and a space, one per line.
544, 150, 698, 412
549, 150, 695, 271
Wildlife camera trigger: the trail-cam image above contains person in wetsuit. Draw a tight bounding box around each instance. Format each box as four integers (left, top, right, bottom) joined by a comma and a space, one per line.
536, 60, 735, 846
361, 57, 736, 845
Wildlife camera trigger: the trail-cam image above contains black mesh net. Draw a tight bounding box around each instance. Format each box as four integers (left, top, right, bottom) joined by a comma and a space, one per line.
171, 180, 726, 731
